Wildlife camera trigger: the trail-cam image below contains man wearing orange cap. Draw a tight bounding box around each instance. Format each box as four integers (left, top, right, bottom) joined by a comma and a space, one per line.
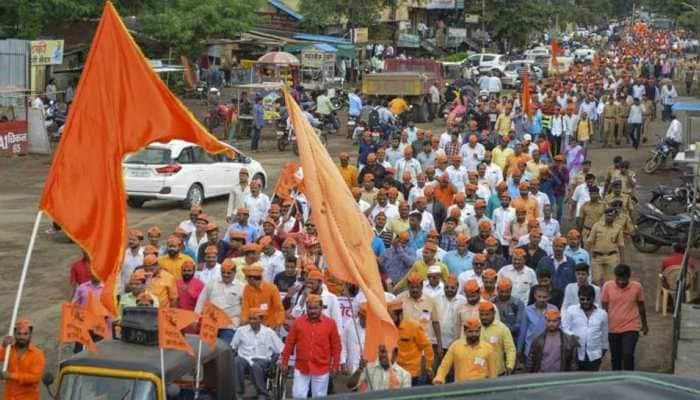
443, 233, 474, 276
226, 168, 251, 222
369, 189, 400, 222
434, 275, 466, 353
479, 301, 516, 375
232, 307, 284, 398
289, 268, 343, 340
423, 185, 448, 232
359, 173, 379, 205
381, 231, 417, 290
119, 269, 159, 318
517, 227, 549, 268
456, 279, 500, 339
146, 226, 163, 253
281, 294, 342, 398
528, 177, 551, 218
413, 196, 437, 233
121, 228, 144, 291
158, 235, 195, 280
197, 222, 229, 264
397, 272, 443, 362
395, 146, 422, 185
395, 241, 448, 291
493, 276, 524, 341
184, 212, 211, 262
457, 252, 486, 291
467, 215, 493, 253
260, 235, 285, 282
346, 343, 411, 391
337, 152, 358, 190
498, 248, 537, 304
536, 236, 576, 293
525, 309, 579, 372
0, 320, 45, 400
232, 243, 264, 283
484, 236, 508, 271
491, 135, 514, 171
176, 260, 204, 311
225, 207, 258, 246
511, 181, 539, 221
492, 193, 515, 251
195, 259, 244, 343
445, 154, 468, 192
358, 153, 386, 189
387, 299, 434, 385
142, 254, 178, 308
481, 268, 498, 300
241, 264, 285, 330
178, 204, 203, 235
434, 317, 497, 384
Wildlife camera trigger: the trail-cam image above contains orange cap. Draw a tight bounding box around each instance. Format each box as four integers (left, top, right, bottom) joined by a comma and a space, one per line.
243, 264, 264, 277
306, 294, 323, 306
446, 274, 459, 285
15, 319, 32, 330
143, 245, 159, 256
241, 243, 261, 253
527, 219, 540, 228
407, 272, 424, 284
398, 231, 410, 241
553, 236, 567, 246
307, 269, 324, 281
166, 235, 181, 246
482, 268, 497, 279
484, 236, 498, 246
464, 279, 480, 294
143, 254, 158, 266
497, 276, 512, 290
456, 234, 470, 245
259, 235, 273, 247
249, 307, 267, 317
478, 301, 495, 312
464, 317, 481, 330
544, 309, 561, 320
512, 248, 526, 258
367, 153, 377, 161
518, 181, 530, 190
478, 220, 492, 230
181, 259, 196, 271
424, 186, 435, 196
424, 242, 438, 252
567, 229, 580, 239
230, 230, 247, 240
128, 228, 144, 240
387, 299, 404, 312
147, 226, 161, 236
474, 253, 487, 263
221, 259, 235, 272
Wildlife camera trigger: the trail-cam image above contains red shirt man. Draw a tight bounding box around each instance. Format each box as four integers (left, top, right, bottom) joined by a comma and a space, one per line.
69, 251, 92, 291
176, 260, 205, 311
661, 244, 696, 273
281, 294, 341, 398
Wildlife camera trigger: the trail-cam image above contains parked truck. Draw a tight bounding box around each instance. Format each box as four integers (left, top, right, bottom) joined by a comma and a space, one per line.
361, 58, 444, 122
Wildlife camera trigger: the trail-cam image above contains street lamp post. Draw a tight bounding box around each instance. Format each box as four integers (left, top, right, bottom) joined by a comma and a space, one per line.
481, 0, 485, 52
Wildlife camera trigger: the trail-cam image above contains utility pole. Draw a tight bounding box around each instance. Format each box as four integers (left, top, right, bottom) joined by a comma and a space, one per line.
481, 0, 485, 52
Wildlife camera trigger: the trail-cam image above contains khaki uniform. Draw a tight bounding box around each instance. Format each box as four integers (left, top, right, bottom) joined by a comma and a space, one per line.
586, 221, 624, 283
642, 99, 653, 141
618, 172, 637, 197
604, 192, 633, 218
616, 101, 630, 141
603, 103, 617, 145
612, 212, 636, 236
579, 200, 606, 243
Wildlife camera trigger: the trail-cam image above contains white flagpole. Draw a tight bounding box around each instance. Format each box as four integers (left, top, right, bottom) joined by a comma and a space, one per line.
3, 210, 43, 372
194, 340, 203, 399
160, 348, 166, 398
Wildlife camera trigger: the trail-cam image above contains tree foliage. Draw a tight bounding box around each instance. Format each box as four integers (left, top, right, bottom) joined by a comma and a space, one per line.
299, 0, 390, 32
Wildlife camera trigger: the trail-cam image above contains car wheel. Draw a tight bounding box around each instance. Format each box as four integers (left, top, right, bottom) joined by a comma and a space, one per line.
253, 173, 266, 189
183, 183, 204, 209
127, 197, 146, 208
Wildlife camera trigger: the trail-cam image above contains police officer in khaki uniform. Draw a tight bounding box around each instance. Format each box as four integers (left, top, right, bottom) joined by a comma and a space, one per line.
578, 187, 606, 244
604, 180, 633, 218
617, 161, 637, 200
587, 207, 625, 284
609, 199, 636, 236
603, 97, 617, 147
604, 156, 623, 195
616, 95, 630, 146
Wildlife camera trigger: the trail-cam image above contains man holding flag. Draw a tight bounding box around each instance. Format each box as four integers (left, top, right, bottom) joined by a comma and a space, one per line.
0, 320, 45, 400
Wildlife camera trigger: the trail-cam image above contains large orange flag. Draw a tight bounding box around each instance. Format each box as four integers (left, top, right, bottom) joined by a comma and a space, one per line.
38, 2, 233, 315
199, 300, 233, 349
158, 308, 199, 356
283, 87, 397, 361
59, 302, 97, 353
551, 39, 562, 73
86, 291, 112, 339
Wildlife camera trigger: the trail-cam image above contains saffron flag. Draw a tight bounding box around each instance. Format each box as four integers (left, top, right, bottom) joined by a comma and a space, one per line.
158, 308, 199, 356
86, 291, 112, 339
521, 70, 532, 119
199, 301, 233, 349
551, 40, 562, 73
59, 302, 97, 353
273, 161, 302, 201
283, 87, 398, 362
38, 2, 233, 316
180, 55, 195, 89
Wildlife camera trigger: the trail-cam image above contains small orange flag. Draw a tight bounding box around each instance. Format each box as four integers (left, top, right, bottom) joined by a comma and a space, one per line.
283, 87, 398, 362
59, 302, 97, 353
180, 55, 195, 89
551, 39, 562, 73
38, 2, 233, 316
158, 308, 199, 356
86, 291, 112, 339
199, 301, 233, 349
273, 161, 301, 201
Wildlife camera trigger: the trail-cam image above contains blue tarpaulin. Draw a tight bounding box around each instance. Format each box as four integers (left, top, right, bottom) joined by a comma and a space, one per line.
292, 33, 351, 45
672, 102, 700, 112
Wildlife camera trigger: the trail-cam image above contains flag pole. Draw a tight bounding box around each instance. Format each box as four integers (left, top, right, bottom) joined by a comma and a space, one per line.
160, 348, 166, 398
194, 340, 203, 399
3, 210, 43, 372
349, 300, 373, 391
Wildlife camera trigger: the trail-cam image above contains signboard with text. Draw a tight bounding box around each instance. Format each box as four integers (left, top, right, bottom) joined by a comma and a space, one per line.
30, 40, 64, 65
446, 28, 467, 47
398, 33, 420, 48
351, 28, 369, 44
301, 47, 336, 68
0, 121, 29, 156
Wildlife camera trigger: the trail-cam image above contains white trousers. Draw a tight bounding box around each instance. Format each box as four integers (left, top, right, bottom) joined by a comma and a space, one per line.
292, 369, 329, 398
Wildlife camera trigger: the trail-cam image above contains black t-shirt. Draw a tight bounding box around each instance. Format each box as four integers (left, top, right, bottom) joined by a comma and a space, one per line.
274, 273, 297, 293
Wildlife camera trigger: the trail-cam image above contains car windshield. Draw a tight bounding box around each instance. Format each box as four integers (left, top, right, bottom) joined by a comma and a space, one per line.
124, 148, 172, 165
505, 64, 520, 71
59, 373, 156, 400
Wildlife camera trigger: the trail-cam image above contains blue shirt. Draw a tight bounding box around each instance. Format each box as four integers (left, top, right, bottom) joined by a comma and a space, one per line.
536, 256, 577, 292
442, 250, 474, 275
380, 246, 417, 283
372, 236, 386, 257
407, 228, 427, 251
485, 193, 502, 219
564, 246, 590, 266
358, 141, 378, 165
507, 178, 521, 199
253, 103, 265, 128
348, 93, 363, 117
225, 222, 258, 244
538, 175, 561, 204
517, 303, 559, 355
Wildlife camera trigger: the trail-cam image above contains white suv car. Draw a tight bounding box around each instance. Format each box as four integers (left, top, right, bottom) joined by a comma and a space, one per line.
123, 140, 267, 208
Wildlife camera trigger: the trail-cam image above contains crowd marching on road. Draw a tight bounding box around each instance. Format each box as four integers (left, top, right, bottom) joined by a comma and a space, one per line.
4, 19, 700, 400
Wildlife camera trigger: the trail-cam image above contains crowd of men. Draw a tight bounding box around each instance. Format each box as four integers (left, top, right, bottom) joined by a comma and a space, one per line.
1, 22, 695, 400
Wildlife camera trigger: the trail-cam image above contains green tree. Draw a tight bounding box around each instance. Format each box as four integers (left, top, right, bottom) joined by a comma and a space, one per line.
299, 0, 389, 32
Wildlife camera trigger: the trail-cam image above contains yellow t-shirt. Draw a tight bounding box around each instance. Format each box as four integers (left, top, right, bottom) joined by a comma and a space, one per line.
389, 98, 409, 115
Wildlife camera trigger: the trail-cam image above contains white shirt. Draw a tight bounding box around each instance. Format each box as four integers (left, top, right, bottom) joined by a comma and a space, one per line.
660, 85, 678, 105
244, 193, 271, 227
571, 183, 590, 218
550, 114, 566, 137
627, 104, 644, 124
121, 247, 144, 292
395, 158, 422, 184
457, 270, 483, 294
420, 210, 436, 232
485, 164, 504, 191
516, 234, 554, 256
460, 143, 485, 172
422, 281, 445, 299
415, 247, 446, 262
195, 263, 221, 286
493, 207, 516, 245
351, 291, 396, 314
371, 203, 400, 222
178, 219, 196, 235
497, 265, 537, 304
539, 218, 560, 240
341, 319, 365, 372
358, 199, 371, 214
185, 232, 208, 259
434, 293, 466, 348
445, 165, 468, 191
231, 324, 284, 364
408, 186, 425, 206
195, 279, 245, 328
261, 250, 285, 282
488, 76, 502, 93
562, 305, 609, 362
226, 185, 251, 219
561, 283, 601, 318
666, 119, 682, 143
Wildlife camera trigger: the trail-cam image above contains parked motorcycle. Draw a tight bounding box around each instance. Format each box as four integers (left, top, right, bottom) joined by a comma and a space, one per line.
203, 103, 231, 132
45, 100, 66, 137
650, 176, 694, 214
643, 134, 681, 174
632, 203, 700, 253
